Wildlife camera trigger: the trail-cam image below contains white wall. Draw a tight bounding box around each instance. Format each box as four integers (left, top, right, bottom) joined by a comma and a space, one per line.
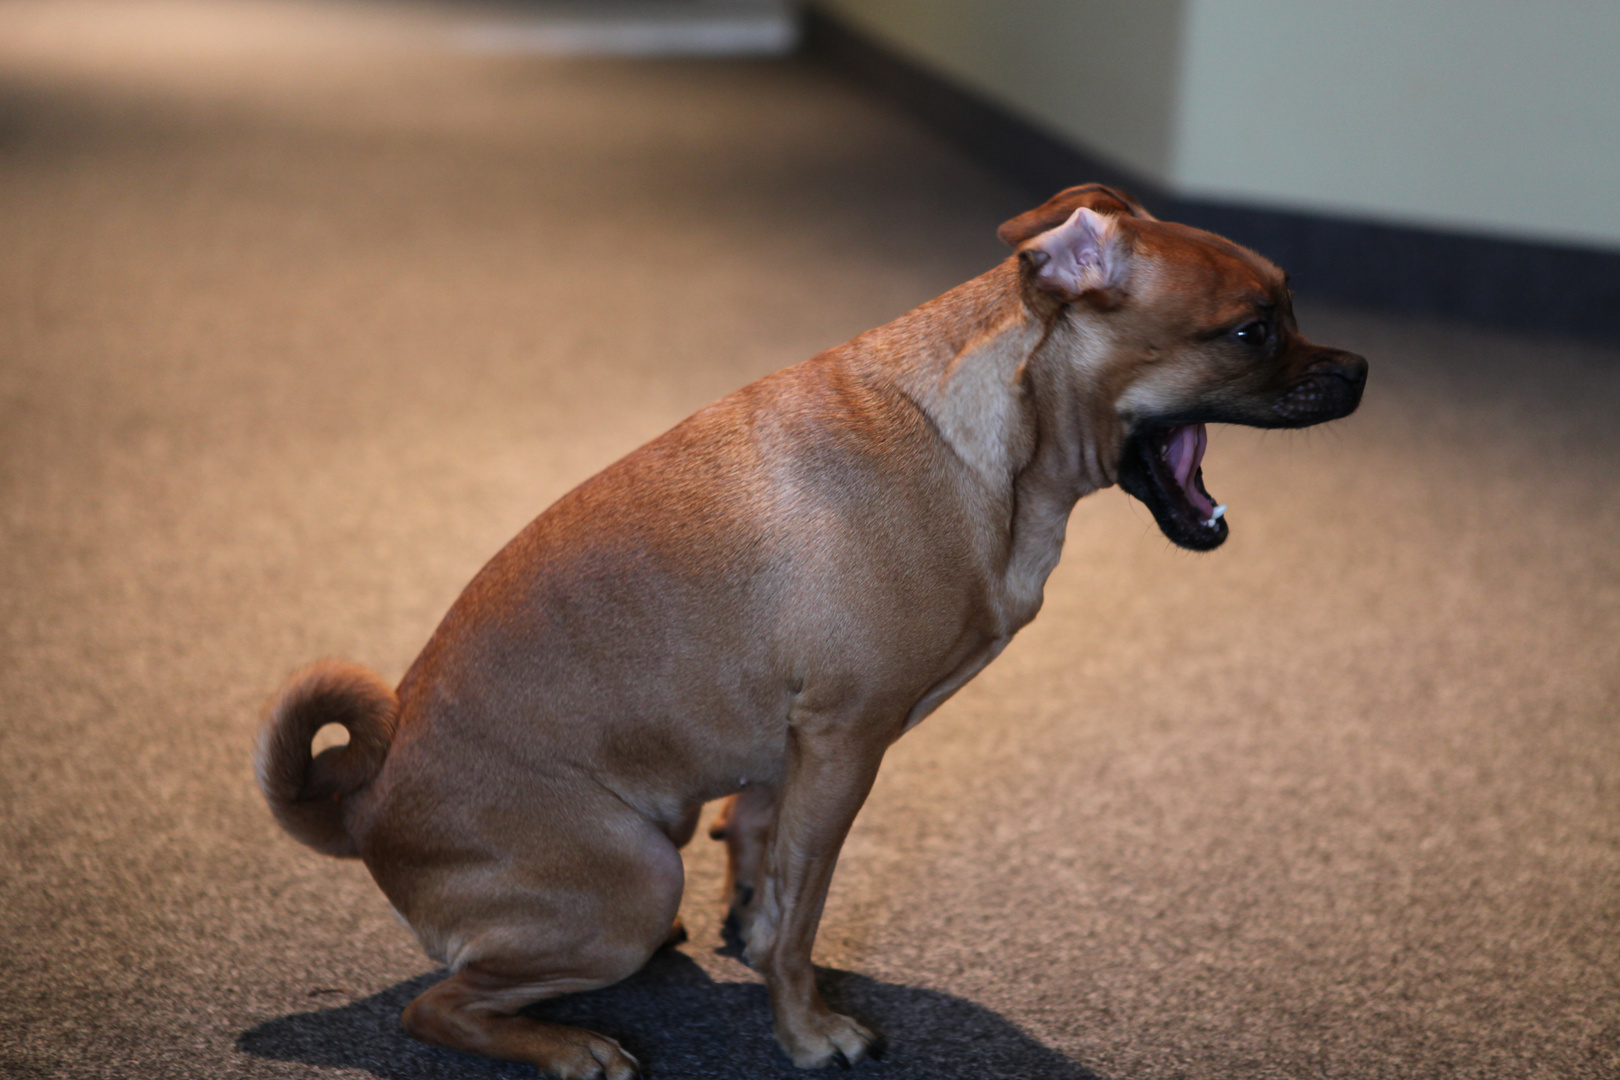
818, 0, 1620, 251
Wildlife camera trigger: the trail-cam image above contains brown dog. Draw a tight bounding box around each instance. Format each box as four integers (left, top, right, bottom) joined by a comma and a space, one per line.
256, 185, 1366, 1077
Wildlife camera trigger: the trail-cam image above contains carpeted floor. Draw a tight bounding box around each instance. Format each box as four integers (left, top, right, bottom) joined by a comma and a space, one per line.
2, 3, 1617, 1078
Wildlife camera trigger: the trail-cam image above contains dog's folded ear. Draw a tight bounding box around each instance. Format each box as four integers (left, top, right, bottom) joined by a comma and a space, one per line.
1017, 206, 1128, 303
997, 183, 1154, 247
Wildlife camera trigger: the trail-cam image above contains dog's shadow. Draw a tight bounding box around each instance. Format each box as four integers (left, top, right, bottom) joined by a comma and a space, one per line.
237, 949, 1099, 1079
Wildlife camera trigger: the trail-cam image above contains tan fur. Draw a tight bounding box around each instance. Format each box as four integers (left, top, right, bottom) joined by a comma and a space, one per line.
256, 189, 1365, 1076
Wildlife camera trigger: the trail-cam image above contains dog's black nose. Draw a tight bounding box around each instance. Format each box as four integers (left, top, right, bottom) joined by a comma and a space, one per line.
1309, 349, 1368, 387
1337, 352, 1369, 386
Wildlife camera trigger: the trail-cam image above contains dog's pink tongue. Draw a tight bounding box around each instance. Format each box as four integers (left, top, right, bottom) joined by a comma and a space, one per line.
1166, 424, 1215, 518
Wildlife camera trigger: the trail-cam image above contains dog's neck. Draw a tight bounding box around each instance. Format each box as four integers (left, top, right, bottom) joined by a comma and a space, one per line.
882, 260, 1120, 499
872, 260, 1125, 628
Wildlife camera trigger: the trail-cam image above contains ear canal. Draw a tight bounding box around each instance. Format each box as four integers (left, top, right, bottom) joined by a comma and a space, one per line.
997, 183, 1154, 247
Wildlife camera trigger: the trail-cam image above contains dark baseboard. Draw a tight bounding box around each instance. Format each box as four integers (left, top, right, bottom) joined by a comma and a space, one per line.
802, 9, 1620, 339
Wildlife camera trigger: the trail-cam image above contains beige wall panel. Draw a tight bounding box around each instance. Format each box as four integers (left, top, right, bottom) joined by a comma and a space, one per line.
1170, 0, 1620, 248
817, 0, 1186, 179
819, 0, 1620, 250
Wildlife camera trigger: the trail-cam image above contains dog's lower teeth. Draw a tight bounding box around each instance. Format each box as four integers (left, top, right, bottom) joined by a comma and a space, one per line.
1204, 504, 1227, 527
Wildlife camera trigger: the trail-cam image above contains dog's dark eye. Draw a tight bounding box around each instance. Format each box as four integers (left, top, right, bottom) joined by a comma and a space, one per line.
1232, 321, 1267, 346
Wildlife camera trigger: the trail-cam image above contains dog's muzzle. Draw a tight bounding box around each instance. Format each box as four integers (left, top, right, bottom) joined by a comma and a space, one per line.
1118, 349, 1368, 552
1274, 351, 1368, 426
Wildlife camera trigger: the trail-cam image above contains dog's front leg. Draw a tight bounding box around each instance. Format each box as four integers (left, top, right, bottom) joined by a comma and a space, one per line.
748, 712, 887, 1068
710, 782, 777, 948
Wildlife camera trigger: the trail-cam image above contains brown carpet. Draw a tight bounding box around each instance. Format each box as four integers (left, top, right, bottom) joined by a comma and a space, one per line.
2, 3, 1617, 1078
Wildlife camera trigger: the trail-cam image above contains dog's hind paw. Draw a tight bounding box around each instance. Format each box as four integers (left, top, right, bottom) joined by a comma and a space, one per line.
545, 1033, 641, 1080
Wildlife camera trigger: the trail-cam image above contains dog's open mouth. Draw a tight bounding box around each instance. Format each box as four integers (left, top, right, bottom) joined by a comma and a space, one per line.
1117, 422, 1229, 551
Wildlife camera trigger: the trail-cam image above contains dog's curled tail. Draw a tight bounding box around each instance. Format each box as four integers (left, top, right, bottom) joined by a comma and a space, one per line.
254, 660, 398, 858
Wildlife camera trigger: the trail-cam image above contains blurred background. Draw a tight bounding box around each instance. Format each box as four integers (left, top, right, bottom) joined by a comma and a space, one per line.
2, 2, 1617, 1079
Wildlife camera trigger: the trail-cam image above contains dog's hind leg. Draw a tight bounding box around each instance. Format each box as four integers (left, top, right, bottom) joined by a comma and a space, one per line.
385, 803, 686, 1079
659, 802, 704, 949
403, 970, 642, 1080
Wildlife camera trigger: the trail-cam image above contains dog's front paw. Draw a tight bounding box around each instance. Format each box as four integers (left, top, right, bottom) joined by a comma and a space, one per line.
721, 882, 757, 949
776, 1010, 884, 1070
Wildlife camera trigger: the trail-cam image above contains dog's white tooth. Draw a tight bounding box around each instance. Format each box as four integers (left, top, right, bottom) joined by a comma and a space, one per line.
1212, 504, 1227, 520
